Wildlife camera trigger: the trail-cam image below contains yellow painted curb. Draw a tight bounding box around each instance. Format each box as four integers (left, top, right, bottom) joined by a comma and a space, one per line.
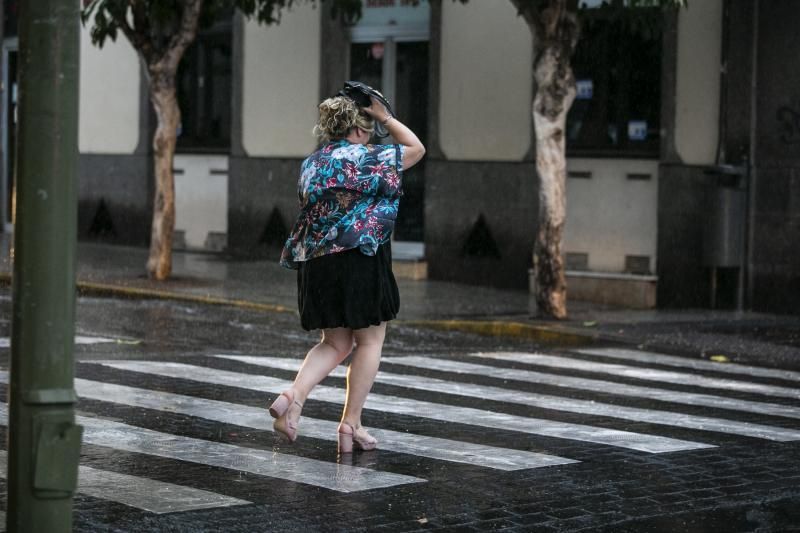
401, 319, 594, 345
1, 274, 590, 343
76, 282, 295, 314
0, 273, 293, 314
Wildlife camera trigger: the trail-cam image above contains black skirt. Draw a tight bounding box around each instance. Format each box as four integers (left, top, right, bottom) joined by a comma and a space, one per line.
297, 242, 400, 331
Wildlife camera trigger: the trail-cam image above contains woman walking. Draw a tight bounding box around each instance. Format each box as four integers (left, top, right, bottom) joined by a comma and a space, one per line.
272, 87, 425, 453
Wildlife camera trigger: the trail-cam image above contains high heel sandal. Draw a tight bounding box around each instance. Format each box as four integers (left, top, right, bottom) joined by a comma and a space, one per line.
269, 389, 296, 419
337, 422, 377, 454
270, 390, 303, 443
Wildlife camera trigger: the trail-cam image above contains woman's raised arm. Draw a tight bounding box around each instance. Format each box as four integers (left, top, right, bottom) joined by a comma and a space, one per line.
364, 97, 426, 171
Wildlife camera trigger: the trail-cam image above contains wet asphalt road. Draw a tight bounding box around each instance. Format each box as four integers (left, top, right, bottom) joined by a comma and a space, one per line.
1, 290, 799, 532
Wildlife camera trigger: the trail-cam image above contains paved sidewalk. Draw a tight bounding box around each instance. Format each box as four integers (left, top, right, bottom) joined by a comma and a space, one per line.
1, 234, 798, 369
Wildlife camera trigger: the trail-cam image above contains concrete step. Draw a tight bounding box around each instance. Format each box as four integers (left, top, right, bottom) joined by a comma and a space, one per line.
393, 240, 427, 281
530, 269, 658, 309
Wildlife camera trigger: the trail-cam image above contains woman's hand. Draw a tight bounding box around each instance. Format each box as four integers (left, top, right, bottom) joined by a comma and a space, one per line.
363, 95, 425, 169
364, 97, 391, 123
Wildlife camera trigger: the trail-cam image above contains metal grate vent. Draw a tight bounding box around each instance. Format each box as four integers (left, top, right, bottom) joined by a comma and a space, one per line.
568, 171, 593, 179
625, 255, 652, 275
205, 232, 228, 252
172, 230, 187, 250
565, 252, 589, 271
626, 173, 652, 181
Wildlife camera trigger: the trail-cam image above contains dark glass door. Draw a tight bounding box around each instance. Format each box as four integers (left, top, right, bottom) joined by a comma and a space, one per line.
349, 42, 383, 94
393, 41, 428, 242
176, 19, 233, 152
349, 40, 429, 242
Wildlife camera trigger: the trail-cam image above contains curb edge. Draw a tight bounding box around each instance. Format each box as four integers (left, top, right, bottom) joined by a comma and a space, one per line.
0, 272, 602, 346
401, 319, 597, 346
0, 273, 294, 315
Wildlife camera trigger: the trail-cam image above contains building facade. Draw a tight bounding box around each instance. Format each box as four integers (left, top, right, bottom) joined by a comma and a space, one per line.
0, 0, 797, 314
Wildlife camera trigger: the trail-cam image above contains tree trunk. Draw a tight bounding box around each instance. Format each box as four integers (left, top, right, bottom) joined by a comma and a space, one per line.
138, 0, 203, 280
532, 43, 576, 319
146, 74, 180, 280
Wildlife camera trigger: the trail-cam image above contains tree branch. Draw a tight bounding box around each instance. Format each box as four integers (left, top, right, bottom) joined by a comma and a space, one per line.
162, 0, 204, 70
509, 0, 541, 33
112, 2, 156, 64
546, 0, 566, 38
130, 0, 152, 47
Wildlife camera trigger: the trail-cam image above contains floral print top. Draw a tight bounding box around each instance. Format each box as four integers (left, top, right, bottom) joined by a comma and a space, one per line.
280, 139, 405, 269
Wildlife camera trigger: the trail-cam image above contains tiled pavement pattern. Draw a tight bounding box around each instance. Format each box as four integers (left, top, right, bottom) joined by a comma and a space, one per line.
4, 349, 800, 530
0, 297, 799, 531
0, 449, 251, 513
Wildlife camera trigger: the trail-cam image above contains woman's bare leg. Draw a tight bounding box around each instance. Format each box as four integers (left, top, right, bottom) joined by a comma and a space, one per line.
341, 322, 387, 427
292, 327, 354, 404
273, 328, 353, 440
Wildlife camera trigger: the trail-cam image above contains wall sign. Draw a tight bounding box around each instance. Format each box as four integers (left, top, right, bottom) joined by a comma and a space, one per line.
576, 79, 593, 100
352, 0, 430, 41
627, 120, 648, 141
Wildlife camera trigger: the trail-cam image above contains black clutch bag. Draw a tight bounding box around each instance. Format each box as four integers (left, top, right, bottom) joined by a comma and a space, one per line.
337, 81, 395, 138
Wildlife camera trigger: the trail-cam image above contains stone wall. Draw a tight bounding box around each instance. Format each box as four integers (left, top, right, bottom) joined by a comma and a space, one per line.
424, 159, 538, 289
227, 156, 303, 257
658, 0, 800, 314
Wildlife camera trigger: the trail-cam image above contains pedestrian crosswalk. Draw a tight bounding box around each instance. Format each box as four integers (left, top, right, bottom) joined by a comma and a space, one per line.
215, 355, 800, 442
0, 345, 798, 518
86, 411, 421, 491
0, 335, 118, 349
471, 352, 800, 400
96, 360, 713, 453
576, 347, 800, 382
0, 450, 250, 514
0, 402, 423, 493
381, 355, 800, 420
0, 372, 571, 471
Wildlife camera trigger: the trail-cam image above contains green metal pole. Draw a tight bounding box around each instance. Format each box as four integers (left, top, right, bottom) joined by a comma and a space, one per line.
7, 1, 83, 531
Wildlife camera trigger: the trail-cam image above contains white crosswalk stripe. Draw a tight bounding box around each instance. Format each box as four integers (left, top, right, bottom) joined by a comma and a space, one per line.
0, 404, 425, 493
95, 360, 714, 453
0, 372, 572, 471
380, 355, 800, 421
0, 335, 117, 348
472, 352, 800, 400
576, 347, 800, 383
0, 450, 250, 514
215, 355, 800, 442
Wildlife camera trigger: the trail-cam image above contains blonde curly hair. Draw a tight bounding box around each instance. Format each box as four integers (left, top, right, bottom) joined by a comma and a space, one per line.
314, 96, 375, 143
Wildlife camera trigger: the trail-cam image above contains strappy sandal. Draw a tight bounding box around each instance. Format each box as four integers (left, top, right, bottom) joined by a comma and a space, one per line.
337, 421, 377, 454
269, 389, 296, 419
270, 389, 303, 443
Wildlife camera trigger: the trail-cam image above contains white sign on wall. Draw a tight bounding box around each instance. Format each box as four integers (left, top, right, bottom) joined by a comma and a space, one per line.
628, 120, 648, 141
576, 79, 594, 100
351, 0, 430, 41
